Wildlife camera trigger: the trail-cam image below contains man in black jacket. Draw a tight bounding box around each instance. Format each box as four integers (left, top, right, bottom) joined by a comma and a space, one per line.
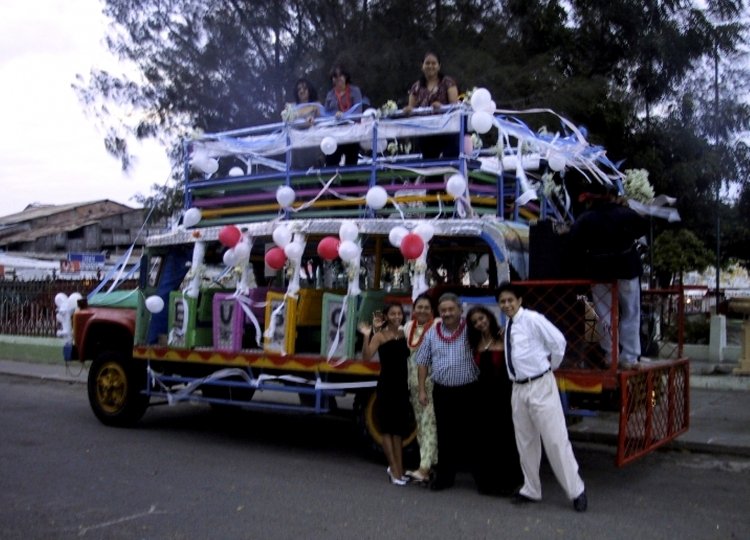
568, 187, 648, 369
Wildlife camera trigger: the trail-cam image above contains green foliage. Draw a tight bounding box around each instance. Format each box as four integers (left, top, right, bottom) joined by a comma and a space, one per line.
75, 0, 750, 275
652, 229, 714, 285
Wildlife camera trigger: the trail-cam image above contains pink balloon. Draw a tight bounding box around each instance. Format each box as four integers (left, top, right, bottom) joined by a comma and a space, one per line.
265, 247, 287, 270
218, 225, 242, 248
400, 233, 424, 260
317, 236, 340, 261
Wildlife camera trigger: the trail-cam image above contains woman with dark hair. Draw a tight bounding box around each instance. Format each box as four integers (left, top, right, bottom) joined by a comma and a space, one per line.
403, 293, 438, 483
402, 51, 460, 159
359, 303, 412, 486
287, 77, 323, 169
292, 77, 320, 124
467, 305, 524, 496
323, 64, 364, 166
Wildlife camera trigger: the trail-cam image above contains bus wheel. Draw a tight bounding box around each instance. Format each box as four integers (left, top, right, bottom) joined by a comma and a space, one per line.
353, 391, 418, 458
87, 351, 148, 427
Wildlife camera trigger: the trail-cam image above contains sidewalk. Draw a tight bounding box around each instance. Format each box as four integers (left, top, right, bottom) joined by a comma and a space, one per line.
1, 354, 749, 459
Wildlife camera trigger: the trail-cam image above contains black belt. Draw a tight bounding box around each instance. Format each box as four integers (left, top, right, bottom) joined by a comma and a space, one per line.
514, 369, 550, 385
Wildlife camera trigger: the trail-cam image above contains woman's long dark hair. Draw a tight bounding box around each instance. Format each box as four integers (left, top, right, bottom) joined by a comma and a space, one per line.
418, 51, 445, 88
466, 305, 500, 352
380, 302, 405, 330
294, 77, 318, 103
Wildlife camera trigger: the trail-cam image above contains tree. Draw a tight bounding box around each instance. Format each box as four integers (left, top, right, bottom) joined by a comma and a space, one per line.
652, 229, 713, 286
75, 0, 750, 244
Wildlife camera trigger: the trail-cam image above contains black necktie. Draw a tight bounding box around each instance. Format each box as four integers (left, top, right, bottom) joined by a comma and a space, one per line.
506, 318, 517, 378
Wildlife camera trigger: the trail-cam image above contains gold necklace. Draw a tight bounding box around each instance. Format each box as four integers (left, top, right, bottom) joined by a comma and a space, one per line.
482, 337, 494, 351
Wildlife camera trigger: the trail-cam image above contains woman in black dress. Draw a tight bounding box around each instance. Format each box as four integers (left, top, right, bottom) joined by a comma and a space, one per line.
359, 303, 411, 486
467, 305, 523, 495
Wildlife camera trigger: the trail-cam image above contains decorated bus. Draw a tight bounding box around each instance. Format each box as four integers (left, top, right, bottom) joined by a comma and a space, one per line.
60, 90, 689, 466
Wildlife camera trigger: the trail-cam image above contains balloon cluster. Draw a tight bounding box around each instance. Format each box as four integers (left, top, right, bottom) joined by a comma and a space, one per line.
337, 222, 361, 262
469, 88, 496, 135
218, 225, 254, 268
388, 222, 434, 260
54, 292, 82, 312
191, 150, 219, 175
265, 224, 293, 270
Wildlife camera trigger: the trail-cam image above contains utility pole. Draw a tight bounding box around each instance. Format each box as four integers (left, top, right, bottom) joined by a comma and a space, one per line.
713, 41, 721, 314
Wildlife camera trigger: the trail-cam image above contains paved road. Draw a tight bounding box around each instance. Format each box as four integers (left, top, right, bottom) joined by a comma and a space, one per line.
1, 375, 749, 540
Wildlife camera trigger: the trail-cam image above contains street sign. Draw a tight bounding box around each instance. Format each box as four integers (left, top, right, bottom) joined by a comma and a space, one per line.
67, 252, 105, 271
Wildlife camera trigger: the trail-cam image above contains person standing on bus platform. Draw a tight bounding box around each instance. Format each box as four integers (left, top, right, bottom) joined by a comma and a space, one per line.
497, 282, 588, 512
415, 293, 480, 492
402, 51, 460, 159
567, 186, 649, 370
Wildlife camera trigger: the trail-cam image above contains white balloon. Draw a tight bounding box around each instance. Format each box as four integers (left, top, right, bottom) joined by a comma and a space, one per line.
284, 242, 303, 259
66, 292, 83, 311
338, 240, 361, 262
228, 166, 245, 177
276, 185, 296, 208
272, 225, 293, 247
470, 88, 492, 110
471, 111, 493, 134
548, 152, 567, 172
482, 100, 497, 113
365, 186, 388, 210
223, 248, 238, 267
413, 222, 435, 243
321, 136, 338, 156
446, 174, 467, 198
361, 138, 387, 153
478, 253, 490, 269
388, 226, 409, 248
470, 266, 489, 285
183, 207, 202, 228
233, 241, 251, 262
54, 292, 68, 308
339, 222, 359, 242
145, 295, 165, 314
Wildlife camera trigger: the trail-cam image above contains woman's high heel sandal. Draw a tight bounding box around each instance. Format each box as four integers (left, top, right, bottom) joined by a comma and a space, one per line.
386, 467, 409, 486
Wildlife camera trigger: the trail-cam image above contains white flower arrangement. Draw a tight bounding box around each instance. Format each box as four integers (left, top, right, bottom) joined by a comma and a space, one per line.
462, 87, 476, 104
623, 168, 654, 204
541, 172, 556, 199
387, 141, 399, 156
380, 100, 398, 117
470, 133, 483, 150
281, 103, 296, 122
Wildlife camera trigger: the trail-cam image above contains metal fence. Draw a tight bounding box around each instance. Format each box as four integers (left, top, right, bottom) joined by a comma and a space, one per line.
0, 279, 137, 337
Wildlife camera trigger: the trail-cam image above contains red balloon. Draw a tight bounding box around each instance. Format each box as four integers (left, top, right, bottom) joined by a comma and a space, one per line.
218, 225, 242, 248
317, 236, 340, 261
265, 246, 287, 270
400, 233, 425, 260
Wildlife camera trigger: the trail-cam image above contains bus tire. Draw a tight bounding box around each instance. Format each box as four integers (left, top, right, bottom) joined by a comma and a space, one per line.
87, 351, 149, 427
353, 390, 418, 459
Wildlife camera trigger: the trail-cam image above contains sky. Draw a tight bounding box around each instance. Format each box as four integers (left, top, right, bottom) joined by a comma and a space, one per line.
0, 0, 171, 218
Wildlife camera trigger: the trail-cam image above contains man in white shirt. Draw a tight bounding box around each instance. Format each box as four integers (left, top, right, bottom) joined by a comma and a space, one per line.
497, 282, 587, 512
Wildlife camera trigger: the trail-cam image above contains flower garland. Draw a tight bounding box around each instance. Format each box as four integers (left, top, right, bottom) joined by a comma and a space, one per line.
623, 168, 654, 204
408, 319, 434, 349
435, 319, 466, 343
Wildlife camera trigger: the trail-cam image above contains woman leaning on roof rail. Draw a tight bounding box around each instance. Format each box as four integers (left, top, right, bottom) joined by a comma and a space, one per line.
401, 51, 460, 159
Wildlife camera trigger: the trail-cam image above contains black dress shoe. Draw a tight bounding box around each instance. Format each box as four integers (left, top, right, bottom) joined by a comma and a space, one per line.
511, 492, 536, 505
573, 491, 588, 512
